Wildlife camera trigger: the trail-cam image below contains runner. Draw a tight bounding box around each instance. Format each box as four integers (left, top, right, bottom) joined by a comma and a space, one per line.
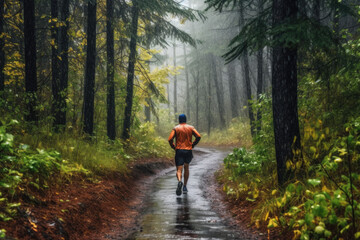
168, 114, 201, 196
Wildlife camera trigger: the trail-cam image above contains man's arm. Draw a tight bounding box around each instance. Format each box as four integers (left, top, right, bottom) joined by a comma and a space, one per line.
168, 129, 176, 150
192, 136, 201, 148
192, 128, 201, 148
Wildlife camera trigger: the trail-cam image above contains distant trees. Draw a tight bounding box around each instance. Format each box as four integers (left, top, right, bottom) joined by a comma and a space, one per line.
211, 55, 226, 129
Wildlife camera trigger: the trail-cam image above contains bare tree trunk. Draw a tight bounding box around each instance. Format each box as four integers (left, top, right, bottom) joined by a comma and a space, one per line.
83, 0, 96, 135
256, 0, 264, 133
106, 0, 116, 140
57, 0, 70, 129
240, 4, 255, 137
173, 43, 177, 122
272, 0, 300, 186
51, 0, 61, 130
183, 44, 190, 119
227, 61, 239, 119
207, 70, 211, 136
312, 0, 321, 20
122, 0, 139, 140
24, 0, 38, 123
0, 0, 4, 91
167, 80, 170, 120
211, 55, 226, 129
192, 70, 200, 129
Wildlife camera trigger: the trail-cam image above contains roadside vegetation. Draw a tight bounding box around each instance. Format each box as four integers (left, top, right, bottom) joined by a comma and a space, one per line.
218, 38, 360, 239
0, 120, 172, 235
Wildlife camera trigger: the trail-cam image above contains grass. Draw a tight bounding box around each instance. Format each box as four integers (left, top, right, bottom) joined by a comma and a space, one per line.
16, 121, 173, 175
200, 118, 253, 148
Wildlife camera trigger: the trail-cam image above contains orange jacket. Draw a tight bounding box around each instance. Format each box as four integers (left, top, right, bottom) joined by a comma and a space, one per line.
168, 123, 201, 150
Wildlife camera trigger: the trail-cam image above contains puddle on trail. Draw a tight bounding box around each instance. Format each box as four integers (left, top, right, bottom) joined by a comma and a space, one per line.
126, 148, 256, 240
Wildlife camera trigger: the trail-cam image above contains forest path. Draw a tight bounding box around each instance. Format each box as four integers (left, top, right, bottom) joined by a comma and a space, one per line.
125, 147, 261, 240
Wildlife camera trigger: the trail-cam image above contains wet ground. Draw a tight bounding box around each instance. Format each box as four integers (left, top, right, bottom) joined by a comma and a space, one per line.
128, 147, 260, 240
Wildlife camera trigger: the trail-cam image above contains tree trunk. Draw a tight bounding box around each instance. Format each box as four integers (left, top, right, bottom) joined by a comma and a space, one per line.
256, 48, 264, 133
227, 61, 239, 119
145, 99, 151, 122
57, 0, 70, 129
240, 5, 255, 137
192, 70, 199, 129
0, 0, 4, 91
173, 43, 177, 122
51, 0, 61, 130
211, 55, 226, 129
272, 0, 300, 186
122, 0, 139, 140
83, 0, 97, 135
207, 70, 211, 136
183, 44, 190, 119
24, 0, 38, 123
167, 81, 170, 119
144, 43, 151, 122
312, 0, 320, 20
106, 0, 116, 140
256, 0, 264, 133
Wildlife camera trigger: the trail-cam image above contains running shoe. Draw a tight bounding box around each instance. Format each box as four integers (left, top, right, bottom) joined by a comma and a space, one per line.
183, 185, 188, 194
176, 181, 183, 196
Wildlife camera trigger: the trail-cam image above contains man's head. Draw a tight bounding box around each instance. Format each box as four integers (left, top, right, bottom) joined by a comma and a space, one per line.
179, 114, 186, 123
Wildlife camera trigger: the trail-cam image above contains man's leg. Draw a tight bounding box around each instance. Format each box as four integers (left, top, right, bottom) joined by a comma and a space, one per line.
176, 165, 183, 182
183, 163, 189, 186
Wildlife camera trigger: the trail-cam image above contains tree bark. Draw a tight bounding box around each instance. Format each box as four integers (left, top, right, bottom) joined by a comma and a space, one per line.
207, 69, 211, 136
272, 0, 301, 186
145, 98, 151, 122
211, 55, 226, 129
57, 0, 70, 129
106, 0, 116, 140
183, 44, 190, 119
167, 80, 170, 119
0, 0, 4, 91
51, 0, 61, 130
24, 0, 38, 123
227, 61, 239, 119
240, 5, 255, 137
122, 0, 139, 140
256, 48, 264, 133
192, 70, 200, 129
312, 0, 321, 20
256, 0, 264, 133
83, 0, 97, 135
173, 43, 177, 122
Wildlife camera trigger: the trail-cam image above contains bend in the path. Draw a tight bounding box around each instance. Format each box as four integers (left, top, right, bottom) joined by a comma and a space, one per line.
126, 147, 262, 240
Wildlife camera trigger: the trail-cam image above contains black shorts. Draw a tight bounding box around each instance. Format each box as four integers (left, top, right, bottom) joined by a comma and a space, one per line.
175, 149, 193, 166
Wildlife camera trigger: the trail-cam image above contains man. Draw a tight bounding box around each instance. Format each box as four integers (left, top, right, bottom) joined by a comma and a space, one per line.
168, 114, 201, 196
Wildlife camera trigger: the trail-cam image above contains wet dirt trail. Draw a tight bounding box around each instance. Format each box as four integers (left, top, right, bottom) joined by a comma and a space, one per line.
127, 147, 260, 240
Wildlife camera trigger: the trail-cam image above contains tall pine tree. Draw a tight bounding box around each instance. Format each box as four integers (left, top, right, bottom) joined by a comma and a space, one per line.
83, 0, 97, 135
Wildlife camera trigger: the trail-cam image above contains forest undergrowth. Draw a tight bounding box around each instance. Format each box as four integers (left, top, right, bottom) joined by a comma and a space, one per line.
0, 120, 172, 237
219, 61, 360, 239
